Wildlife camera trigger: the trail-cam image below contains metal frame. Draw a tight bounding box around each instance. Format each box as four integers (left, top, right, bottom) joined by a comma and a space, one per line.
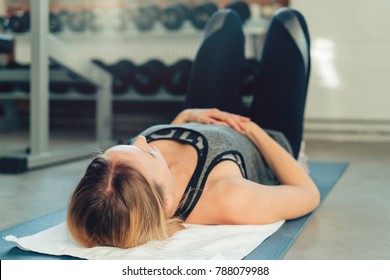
0, 1, 268, 173
0, 0, 114, 173
30, 0, 49, 156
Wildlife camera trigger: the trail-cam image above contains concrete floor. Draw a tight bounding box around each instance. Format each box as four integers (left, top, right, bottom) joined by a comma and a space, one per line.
284, 141, 390, 260
1, 134, 390, 260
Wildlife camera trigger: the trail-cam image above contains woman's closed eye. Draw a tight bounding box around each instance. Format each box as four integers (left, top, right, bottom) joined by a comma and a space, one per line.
139, 147, 156, 158
148, 151, 157, 158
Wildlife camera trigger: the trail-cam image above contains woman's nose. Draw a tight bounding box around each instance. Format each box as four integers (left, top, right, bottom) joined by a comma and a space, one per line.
133, 135, 148, 147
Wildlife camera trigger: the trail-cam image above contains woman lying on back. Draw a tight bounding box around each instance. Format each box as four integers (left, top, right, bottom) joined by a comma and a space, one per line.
67, 8, 320, 248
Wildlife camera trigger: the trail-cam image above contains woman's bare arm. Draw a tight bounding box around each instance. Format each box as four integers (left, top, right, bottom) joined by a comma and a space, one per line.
243, 122, 317, 190
214, 121, 320, 224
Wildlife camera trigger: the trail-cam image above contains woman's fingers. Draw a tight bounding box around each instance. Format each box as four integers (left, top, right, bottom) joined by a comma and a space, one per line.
207, 109, 250, 132
185, 108, 251, 132
196, 115, 216, 124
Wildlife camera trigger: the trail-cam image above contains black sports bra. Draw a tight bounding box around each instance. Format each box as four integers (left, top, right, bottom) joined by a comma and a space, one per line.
130, 126, 247, 220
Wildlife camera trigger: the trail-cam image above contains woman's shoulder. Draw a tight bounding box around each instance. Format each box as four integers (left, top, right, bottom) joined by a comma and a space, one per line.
184, 160, 244, 224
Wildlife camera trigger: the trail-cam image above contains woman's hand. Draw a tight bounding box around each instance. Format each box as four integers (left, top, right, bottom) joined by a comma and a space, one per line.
171, 108, 251, 132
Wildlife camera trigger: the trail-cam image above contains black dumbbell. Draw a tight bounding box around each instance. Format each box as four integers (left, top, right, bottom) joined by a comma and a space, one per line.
68, 10, 93, 32
93, 59, 136, 94
90, 10, 128, 32
88, 12, 104, 32
0, 16, 8, 33
132, 6, 161, 31
109, 60, 136, 94
49, 12, 63, 33
133, 59, 166, 94
8, 11, 30, 33
243, 58, 260, 96
160, 4, 190, 30
57, 10, 70, 27
93, 59, 124, 94
7, 11, 64, 33
164, 59, 193, 95
225, 1, 251, 24
190, 3, 218, 30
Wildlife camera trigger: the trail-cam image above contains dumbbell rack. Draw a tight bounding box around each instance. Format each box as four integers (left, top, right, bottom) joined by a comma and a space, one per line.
0, 1, 270, 173
1, 14, 268, 98
0, 0, 114, 173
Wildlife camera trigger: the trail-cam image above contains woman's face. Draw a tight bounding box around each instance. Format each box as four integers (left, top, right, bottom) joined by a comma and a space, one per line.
103, 136, 172, 189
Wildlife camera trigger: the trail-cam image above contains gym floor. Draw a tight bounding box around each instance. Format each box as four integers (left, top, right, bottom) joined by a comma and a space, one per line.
1, 128, 390, 260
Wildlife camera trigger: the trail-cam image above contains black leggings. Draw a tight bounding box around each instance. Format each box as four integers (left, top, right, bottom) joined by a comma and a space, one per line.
184, 8, 311, 159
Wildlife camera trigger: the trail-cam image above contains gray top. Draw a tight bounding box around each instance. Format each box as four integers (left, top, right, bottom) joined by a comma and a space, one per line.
130, 123, 292, 220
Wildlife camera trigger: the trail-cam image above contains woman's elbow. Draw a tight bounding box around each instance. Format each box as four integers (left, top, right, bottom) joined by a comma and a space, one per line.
310, 184, 321, 211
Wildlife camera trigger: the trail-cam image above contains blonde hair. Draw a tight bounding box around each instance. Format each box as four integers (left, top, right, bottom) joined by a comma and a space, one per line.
67, 156, 184, 248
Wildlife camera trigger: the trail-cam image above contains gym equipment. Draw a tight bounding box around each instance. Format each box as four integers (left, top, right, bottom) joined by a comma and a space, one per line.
6, 11, 64, 33
57, 10, 70, 27
133, 59, 166, 94
68, 10, 93, 32
190, 3, 218, 30
109, 59, 136, 94
164, 59, 193, 95
0, 0, 114, 174
0, 16, 8, 33
226, 1, 251, 24
87, 11, 103, 32
89, 10, 127, 32
49, 12, 63, 33
8, 11, 30, 33
132, 5, 161, 31
160, 4, 190, 30
243, 58, 260, 96
93, 59, 136, 94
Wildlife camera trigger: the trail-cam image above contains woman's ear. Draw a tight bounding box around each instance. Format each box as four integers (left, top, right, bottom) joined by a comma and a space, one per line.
164, 194, 174, 213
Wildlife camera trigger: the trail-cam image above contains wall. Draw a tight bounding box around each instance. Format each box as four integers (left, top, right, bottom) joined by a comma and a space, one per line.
291, 0, 390, 141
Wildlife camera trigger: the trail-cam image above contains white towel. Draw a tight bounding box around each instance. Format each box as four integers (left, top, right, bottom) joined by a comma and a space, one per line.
4, 221, 284, 260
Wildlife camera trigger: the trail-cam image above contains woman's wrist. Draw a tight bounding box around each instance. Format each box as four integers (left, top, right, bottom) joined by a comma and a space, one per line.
245, 122, 267, 144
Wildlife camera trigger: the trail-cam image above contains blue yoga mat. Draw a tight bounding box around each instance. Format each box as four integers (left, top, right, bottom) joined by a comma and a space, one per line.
245, 161, 348, 260
0, 161, 348, 260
